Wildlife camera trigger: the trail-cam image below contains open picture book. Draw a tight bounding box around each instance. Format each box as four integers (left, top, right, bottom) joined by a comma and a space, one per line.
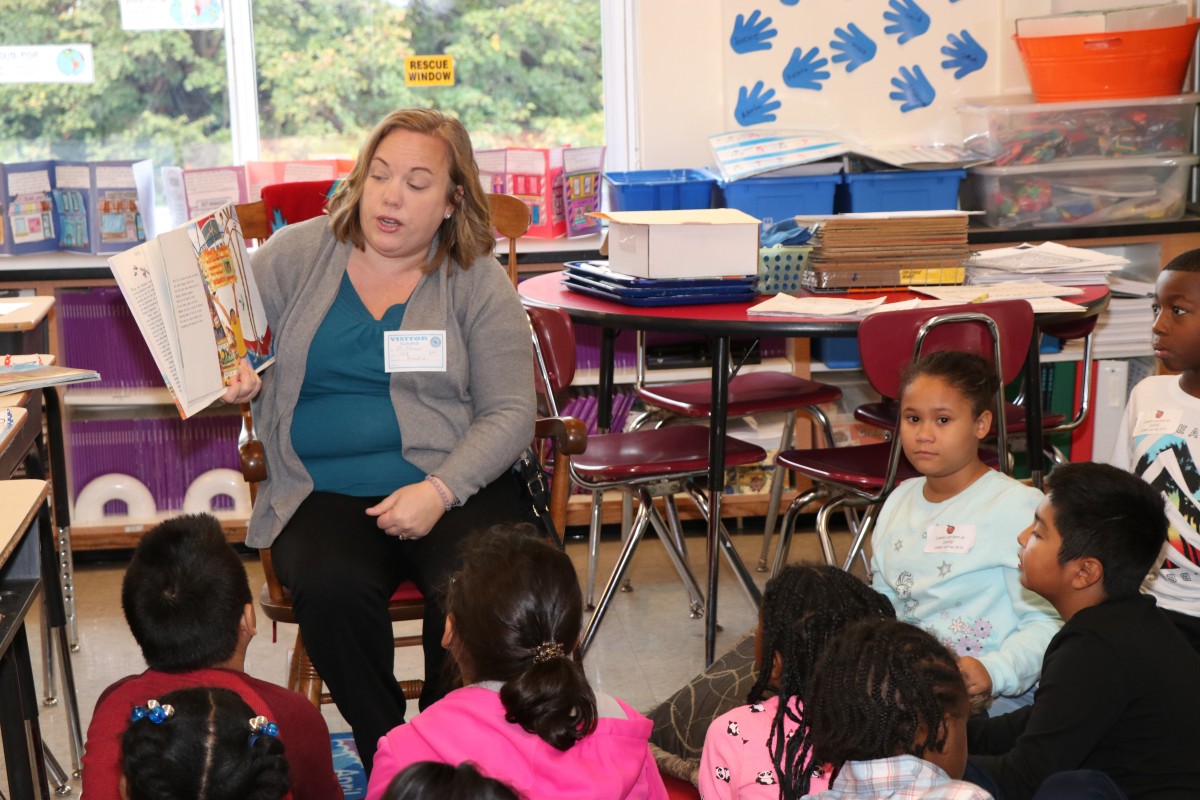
108, 203, 273, 419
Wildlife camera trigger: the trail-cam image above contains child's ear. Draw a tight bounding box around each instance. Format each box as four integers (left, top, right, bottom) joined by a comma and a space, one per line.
974, 408, 993, 440
770, 650, 784, 686
241, 603, 257, 639
1071, 556, 1105, 592
441, 613, 457, 649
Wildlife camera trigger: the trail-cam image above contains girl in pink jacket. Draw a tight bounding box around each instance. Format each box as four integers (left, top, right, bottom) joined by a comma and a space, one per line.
366, 525, 668, 800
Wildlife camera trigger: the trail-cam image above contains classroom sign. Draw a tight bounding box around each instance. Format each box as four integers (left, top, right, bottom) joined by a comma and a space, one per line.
0, 45, 94, 84
405, 55, 455, 87
119, 0, 224, 31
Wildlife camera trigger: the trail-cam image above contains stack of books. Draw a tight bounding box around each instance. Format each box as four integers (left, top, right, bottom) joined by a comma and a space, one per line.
796, 211, 970, 292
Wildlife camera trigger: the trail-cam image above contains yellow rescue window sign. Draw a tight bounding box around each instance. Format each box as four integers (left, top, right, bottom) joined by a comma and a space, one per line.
405, 55, 455, 86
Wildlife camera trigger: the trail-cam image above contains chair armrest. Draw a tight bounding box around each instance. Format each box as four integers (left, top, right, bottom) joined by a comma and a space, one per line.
535, 415, 588, 456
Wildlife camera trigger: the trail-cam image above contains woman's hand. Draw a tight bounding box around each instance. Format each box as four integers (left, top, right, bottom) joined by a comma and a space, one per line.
221, 359, 262, 404
366, 481, 446, 540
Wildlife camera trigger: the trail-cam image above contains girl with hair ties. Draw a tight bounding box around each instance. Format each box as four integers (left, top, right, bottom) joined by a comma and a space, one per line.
120, 686, 290, 800
365, 525, 668, 800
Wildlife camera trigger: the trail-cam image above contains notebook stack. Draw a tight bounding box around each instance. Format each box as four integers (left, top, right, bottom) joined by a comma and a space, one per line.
796, 211, 970, 292
561, 261, 758, 306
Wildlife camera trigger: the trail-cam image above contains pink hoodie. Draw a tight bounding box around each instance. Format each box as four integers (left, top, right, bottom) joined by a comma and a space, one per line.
365, 685, 668, 800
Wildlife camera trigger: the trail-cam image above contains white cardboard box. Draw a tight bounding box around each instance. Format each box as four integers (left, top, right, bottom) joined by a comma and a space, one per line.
594, 208, 760, 278
1048, 0, 1188, 15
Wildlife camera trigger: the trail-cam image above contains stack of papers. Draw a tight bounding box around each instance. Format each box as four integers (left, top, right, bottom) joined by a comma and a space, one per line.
911, 281, 1087, 314
1091, 296, 1154, 358
966, 242, 1128, 287
747, 280, 1087, 318
795, 212, 971, 292
0, 354, 100, 396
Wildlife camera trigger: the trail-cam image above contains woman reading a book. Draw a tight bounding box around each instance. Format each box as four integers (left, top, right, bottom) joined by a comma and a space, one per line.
223, 107, 535, 772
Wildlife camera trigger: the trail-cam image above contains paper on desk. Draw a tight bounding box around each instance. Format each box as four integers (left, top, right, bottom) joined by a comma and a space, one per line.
747, 293, 886, 317
0, 301, 32, 317
914, 281, 1083, 302
866, 294, 1086, 315
967, 242, 1128, 273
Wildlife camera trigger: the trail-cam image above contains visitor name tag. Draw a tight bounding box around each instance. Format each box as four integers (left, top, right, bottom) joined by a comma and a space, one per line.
1134, 408, 1182, 437
384, 330, 446, 372
925, 524, 975, 554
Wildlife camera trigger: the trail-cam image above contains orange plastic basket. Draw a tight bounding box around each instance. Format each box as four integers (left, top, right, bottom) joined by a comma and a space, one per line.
1016, 19, 1200, 102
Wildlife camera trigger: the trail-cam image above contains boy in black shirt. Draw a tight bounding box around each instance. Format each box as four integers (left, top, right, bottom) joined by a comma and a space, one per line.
966, 462, 1200, 800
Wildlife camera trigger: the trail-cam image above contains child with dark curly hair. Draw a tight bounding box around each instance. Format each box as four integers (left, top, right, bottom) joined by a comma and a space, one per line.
801, 619, 990, 800
120, 686, 290, 800
381, 762, 520, 800
699, 564, 895, 800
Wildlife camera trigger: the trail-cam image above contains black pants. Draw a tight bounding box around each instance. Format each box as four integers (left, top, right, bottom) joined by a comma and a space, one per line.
270, 471, 525, 772
1163, 607, 1200, 657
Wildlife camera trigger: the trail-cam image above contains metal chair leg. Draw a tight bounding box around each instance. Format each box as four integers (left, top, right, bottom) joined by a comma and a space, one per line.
661, 493, 687, 559
580, 500, 654, 657
683, 483, 763, 608
771, 486, 827, 577
815, 497, 848, 568
620, 492, 634, 592
43, 746, 73, 796
759, 411, 797, 571
41, 611, 57, 706
586, 491, 603, 610
840, 503, 880, 575
52, 622, 83, 775
644, 491, 704, 618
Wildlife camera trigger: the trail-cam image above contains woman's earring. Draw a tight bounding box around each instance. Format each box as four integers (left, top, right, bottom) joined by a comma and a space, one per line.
444, 212, 452, 219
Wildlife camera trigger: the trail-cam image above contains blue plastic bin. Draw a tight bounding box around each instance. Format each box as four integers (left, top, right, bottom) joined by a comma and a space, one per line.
604, 169, 716, 211
836, 169, 966, 213
719, 174, 841, 223
812, 337, 861, 369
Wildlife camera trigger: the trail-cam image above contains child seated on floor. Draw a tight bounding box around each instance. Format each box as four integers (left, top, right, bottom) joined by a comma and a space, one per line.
869, 350, 1061, 713
120, 686, 289, 800
1107, 247, 1200, 654
381, 762, 519, 800
801, 619, 992, 800
365, 524, 667, 800
699, 564, 895, 799
966, 462, 1200, 800
83, 514, 340, 800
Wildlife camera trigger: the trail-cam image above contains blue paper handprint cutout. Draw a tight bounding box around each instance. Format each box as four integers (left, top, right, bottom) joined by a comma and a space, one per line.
731, 10, 777, 54
890, 65, 935, 112
783, 47, 830, 90
883, 0, 930, 45
829, 23, 877, 73
736, 81, 782, 126
941, 30, 988, 79
780, 0, 800, 5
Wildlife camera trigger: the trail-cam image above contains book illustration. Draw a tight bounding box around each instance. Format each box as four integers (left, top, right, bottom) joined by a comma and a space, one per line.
108, 202, 274, 419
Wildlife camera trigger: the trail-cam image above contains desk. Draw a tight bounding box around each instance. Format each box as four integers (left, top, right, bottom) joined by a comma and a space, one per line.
0, 478, 53, 800
519, 272, 1110, 664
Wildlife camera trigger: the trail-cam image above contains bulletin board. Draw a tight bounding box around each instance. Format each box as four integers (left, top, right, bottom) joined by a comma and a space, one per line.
719, 0, 1011, 147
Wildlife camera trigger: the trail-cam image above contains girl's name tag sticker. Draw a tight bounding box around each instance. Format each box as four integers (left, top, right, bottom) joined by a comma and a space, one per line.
1134, 408, 1182, 437
924, 523, 975, 555
384, 330, 446, 372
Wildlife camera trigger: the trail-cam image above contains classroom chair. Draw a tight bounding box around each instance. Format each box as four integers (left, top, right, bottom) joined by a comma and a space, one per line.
524, 302, 766, 656
768, 300, 1033, 577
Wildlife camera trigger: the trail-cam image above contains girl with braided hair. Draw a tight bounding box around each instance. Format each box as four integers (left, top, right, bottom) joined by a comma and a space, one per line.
699, 564, 895, 800
119, 686, 290, 800
366, 524, 667, 800
801, 619, 991, 800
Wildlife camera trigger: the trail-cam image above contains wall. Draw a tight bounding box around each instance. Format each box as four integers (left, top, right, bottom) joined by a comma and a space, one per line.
629, 0, 1190, 169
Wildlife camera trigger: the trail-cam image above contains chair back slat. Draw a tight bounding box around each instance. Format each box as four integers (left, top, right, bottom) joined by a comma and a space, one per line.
858, 300, 1034, 400
524, 304, 577, 409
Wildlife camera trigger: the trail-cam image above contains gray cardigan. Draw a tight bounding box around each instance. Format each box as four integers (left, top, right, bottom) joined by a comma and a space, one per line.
246, 217, 535, 549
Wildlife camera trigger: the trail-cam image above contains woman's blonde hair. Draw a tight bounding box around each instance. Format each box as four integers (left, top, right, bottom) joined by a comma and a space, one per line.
327, 107, 494, 272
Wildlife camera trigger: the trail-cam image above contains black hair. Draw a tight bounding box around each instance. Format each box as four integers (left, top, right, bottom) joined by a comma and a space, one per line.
1044, 462, 1168, 600
121, 686, 289, 800
1163, 248, 1200, 273
750, 565, 896, 799
445, 524, 597, 751
806, 619, 967, 775
899, 350, 999, 418
121, 513, 253, 672
382, 761, 522, 800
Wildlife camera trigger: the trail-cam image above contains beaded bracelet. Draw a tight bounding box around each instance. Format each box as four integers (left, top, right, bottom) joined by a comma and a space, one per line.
426, 475, 459, 511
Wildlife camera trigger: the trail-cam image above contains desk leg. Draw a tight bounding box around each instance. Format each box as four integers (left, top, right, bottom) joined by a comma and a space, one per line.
1025, 335, 1045, 489
40, 387, 76, 648
705, 337, 731, 667
597, 327, 617, 434
0, 624, 52, 800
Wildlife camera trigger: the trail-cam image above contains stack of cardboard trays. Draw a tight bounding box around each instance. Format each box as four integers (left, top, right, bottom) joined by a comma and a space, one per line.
797, 211, 971, 292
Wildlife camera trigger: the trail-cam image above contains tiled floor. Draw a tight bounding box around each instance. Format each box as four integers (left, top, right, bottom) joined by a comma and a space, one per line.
8, 519, 855, 796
